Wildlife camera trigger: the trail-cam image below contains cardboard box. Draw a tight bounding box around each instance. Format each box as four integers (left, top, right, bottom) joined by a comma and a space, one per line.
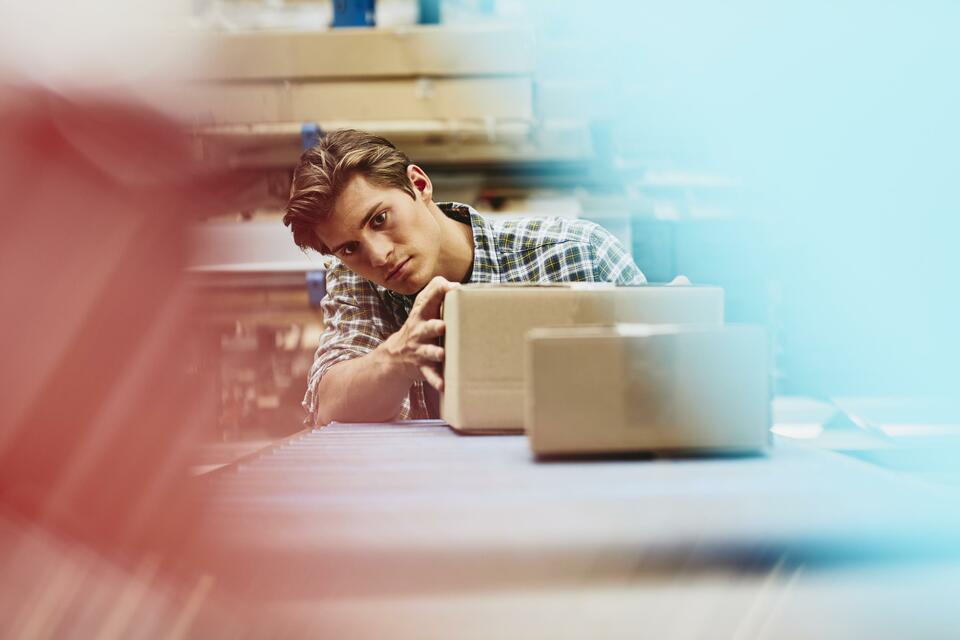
525, 324, 771, 456
190, 25, 535, 81
441, 284, 724, 433
188, 76, 532, 125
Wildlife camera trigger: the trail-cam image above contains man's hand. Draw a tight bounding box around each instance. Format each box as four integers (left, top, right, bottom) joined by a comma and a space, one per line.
383, 276, 459, 391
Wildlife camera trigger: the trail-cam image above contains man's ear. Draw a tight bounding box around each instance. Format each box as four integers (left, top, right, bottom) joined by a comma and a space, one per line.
407, 164, 433, 202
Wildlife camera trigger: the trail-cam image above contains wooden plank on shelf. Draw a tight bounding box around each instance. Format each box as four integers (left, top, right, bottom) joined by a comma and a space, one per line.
193, 118, 593, 168
198, 118, 532, 143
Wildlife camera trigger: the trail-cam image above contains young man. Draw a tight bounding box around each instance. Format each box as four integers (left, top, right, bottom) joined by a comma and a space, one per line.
284, 129, 646, 425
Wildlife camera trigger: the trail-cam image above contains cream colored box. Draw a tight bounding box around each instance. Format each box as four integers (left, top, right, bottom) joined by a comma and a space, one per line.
188, 76, 532, 125
441, 284, 724, 433
190, 25, 535, 81
525, 324, 771, 456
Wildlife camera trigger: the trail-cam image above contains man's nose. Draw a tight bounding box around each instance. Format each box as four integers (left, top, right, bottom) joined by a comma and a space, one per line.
368, 237, 393, 268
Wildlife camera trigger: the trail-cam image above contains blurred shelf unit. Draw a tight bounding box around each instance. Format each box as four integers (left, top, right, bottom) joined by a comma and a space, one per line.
188, 266, 324, 325
187, 220, 330, 324
184, 222, 326, 440
187, 25, 593, 167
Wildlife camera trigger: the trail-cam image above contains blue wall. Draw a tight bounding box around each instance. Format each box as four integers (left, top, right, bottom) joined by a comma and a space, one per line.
525, 0, 960, 397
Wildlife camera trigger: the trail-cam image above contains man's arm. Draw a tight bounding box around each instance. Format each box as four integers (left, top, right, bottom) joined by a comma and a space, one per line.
313, 277, 456, 424
587, 223, 647, 284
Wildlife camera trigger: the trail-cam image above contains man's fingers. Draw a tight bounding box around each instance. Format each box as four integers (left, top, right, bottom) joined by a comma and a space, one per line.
421, 364, 444, 392
416, 319, 445, 340
417, 344, 444, 363
413, 276, 458, 320
410, 276, 446, 318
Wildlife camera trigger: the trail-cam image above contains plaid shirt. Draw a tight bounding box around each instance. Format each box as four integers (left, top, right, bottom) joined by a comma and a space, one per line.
305, 202, 646, 424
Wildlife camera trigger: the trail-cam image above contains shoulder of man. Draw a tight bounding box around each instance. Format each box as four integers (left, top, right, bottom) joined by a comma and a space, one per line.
491, 215, 602, 254
321, 256, 353, 289
317, 257, 386, 322
322, 257, 380, 299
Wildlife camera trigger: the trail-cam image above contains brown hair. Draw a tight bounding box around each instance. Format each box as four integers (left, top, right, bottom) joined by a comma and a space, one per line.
283, 129, 416, 253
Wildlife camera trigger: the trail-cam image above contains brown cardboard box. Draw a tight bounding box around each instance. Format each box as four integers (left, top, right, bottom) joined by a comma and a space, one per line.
525, 324, 770, 456
191, 25, 535, 81
188, 76, 532, 125
441, 284, 724, 433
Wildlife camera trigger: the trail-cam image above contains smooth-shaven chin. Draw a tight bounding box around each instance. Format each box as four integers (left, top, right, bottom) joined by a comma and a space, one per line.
386, 259, 420, 295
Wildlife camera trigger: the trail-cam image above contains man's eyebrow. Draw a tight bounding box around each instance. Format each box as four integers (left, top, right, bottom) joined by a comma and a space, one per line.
358, 201, 384, 230
328, 201, 384, 254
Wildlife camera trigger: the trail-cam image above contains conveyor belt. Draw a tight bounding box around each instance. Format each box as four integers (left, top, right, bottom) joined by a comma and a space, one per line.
193, 422, 960, 637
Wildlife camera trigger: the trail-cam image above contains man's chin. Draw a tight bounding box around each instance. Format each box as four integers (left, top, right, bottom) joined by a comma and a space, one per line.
380, 262, 429, 295
385, 276, 424, 296
385, 283, 417, 295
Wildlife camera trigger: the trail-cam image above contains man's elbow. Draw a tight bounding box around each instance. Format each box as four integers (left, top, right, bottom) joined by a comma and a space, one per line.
313, 375, 401, 425
314, 401, 400, 425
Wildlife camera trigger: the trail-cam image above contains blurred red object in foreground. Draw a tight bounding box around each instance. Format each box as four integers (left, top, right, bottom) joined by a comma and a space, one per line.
0, 85, 246, 557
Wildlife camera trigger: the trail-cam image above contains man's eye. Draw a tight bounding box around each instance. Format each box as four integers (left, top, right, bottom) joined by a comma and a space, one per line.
340, 242, 358, 256
371, 211, 388, 227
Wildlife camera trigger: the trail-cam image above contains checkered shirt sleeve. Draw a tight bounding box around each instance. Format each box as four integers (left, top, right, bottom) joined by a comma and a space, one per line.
489, 216, 646, 285
586, 222, 647, 285
303, 260, 415, 424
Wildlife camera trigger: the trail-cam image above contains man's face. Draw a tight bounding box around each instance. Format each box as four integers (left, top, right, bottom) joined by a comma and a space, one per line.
315, 171, 442, 295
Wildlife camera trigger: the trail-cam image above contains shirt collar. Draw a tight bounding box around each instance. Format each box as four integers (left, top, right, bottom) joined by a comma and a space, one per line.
448, 202, 500, 284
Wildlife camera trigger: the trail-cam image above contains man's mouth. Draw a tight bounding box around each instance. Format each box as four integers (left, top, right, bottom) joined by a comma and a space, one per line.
385, 257, 411, 282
